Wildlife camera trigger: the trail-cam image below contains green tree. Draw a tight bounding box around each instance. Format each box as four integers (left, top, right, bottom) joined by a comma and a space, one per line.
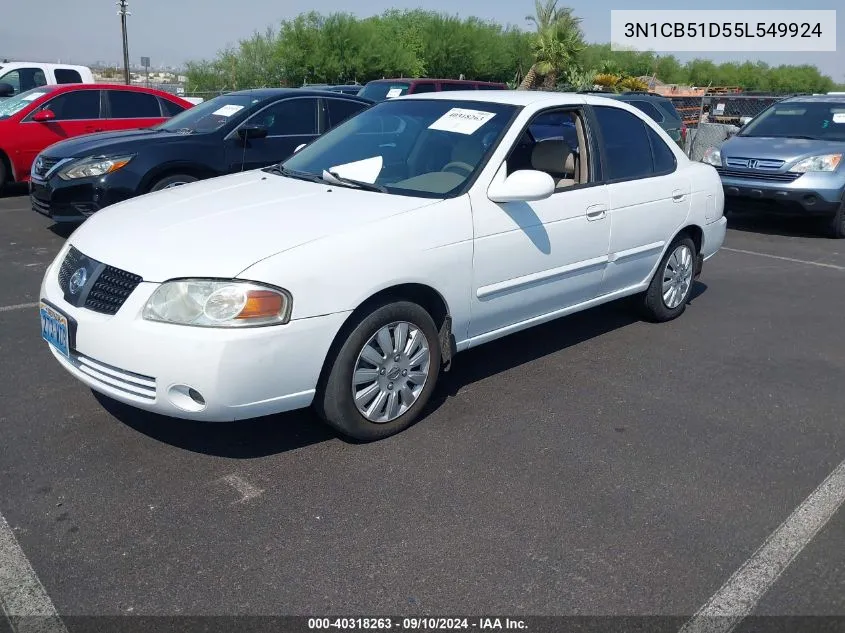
518, 0, 584, 89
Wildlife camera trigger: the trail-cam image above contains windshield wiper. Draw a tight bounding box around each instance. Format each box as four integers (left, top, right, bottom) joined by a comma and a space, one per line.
267, 165, 325, 183
322, 170, 387, 193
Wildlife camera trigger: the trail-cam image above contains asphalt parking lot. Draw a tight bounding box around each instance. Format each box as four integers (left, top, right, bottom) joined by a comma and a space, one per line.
1, 187, 844, 628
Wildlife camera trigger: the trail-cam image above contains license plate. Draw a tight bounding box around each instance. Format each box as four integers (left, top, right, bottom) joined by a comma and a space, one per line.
40, 301, 70, 358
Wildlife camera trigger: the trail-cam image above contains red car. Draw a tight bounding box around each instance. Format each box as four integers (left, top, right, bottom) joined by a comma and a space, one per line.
0, 83, 193, 186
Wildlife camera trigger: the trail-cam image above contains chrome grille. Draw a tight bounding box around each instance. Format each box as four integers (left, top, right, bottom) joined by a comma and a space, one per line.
65, 352, 156, 401
58, 246, 85, 290
716, 168, 800, 183
724, 157, 785, 170
33, 155, 61, 179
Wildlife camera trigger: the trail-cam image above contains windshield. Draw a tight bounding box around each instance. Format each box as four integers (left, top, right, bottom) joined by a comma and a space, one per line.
0, 87, 51, 119
280, 98, 517, 198
156, 93, 262, 133
357, 81, 411, 102
739, 102, 845, 141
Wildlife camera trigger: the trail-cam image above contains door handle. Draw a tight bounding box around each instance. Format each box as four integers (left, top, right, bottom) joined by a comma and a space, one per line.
672, 189, 686, 202
586, 204, 607, 221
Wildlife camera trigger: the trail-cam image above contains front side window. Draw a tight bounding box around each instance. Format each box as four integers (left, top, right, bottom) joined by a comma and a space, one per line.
156, 93, 262, 134
43, 90, 101, 120
593, 105, 654, 181
0, 87, 51, 119
738, 101, 845, 141
508, 109, 588, 190
107, 90, 162, 118
0, 68, 47, 95
281, 98, 517, 198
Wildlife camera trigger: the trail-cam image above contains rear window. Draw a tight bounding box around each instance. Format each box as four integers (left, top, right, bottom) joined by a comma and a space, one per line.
54, 69, 82, 84
358, 81, 411, 101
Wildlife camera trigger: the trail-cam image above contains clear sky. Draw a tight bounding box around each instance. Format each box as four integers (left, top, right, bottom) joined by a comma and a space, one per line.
0, 0, 841, 80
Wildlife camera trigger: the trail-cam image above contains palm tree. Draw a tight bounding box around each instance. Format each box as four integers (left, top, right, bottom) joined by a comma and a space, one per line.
518, 0, 584, 90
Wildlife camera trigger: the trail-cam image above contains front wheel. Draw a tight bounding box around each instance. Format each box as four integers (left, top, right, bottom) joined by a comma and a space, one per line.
149, 174, 198, 192
639, 235, 697, 323
826, 202, 845, 239
315, 301, 442, 441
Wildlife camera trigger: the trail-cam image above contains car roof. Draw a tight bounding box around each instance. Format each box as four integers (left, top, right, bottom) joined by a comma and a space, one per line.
781, 94, 845, 104
366, 78, 505, 85
401, 90, 628, 108
228, 87, 371, 102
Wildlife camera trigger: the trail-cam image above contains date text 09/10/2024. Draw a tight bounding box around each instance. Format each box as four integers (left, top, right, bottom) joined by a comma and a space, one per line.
307, 618, 528, 630
623, 22, 823, 39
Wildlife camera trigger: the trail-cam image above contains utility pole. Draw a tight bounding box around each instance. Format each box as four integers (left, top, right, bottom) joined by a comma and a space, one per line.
117, 0, 131, 85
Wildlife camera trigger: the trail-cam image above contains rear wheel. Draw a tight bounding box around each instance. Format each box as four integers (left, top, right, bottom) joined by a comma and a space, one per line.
149, 174, 198, 192
314, 301, 442, 441
639, 235, 697, 323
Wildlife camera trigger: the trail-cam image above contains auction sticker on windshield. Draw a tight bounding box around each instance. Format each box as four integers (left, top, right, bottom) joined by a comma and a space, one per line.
212, 104, 245, 117
386, 88, 403, 98
22, 93, 43, 101
833, 113, 845, 124
40, 301, 70, 359
428, 108, 496, 135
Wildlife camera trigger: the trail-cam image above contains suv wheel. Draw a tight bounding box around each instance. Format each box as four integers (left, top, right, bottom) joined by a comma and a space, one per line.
827, 201, 845, 239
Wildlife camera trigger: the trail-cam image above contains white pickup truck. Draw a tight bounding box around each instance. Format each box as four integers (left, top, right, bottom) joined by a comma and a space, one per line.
0, 62, 95, 97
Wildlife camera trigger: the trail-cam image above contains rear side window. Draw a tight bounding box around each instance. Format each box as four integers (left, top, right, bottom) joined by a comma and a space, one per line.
411, 82, 436, 94
626, 100, 664, 123
54, 69, 82, 84
44, 90, 101, 120
250, 98, 318, 135
158, 97, 187, 117
326, 98, 368, 128
593, 105, 654, 181
646, 126, 677, 174
107, 90, 162, 118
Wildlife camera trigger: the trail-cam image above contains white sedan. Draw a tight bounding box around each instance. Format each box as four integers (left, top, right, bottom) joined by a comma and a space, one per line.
39, 90, 726, 441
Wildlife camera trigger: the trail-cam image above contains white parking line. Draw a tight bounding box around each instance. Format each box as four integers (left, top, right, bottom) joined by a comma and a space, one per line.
0, 303, 38, 314
723, 247, 845, 271
0, 513, 67, 633
679, 458, 845, 633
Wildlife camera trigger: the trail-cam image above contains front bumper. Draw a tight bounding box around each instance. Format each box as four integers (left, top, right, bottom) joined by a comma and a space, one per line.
29, 172, 137, 223
718, 173, 843, 216
40, 259, 351, 421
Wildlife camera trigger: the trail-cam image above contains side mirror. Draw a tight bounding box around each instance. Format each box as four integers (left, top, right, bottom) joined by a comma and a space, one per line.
32, 109, 56, 123
237, 125, 268, 141
294, 143, 306, 153
488, 169, 554, 203
0, 83, 14, 98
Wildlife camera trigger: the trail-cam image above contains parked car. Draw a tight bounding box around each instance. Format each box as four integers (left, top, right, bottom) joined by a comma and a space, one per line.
38, 90, 726, 441
0, 62, 95, 98
0, 84, 193, 189
29, 88, 372, 222
358, 78, 508, 102
327, 84, 364, 95
703, 94, 845, 237
578, 91, 687, 148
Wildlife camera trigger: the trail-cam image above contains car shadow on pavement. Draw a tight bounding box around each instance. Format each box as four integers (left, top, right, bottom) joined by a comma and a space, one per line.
426, 281, 708, 408
726, 212, 827, 239
0, 183, 28, 198
96, 282, 708, 456
94, 392, 337, 458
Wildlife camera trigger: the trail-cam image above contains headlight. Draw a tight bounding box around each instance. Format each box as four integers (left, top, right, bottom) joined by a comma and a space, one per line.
57, 155, 134, 180
789, 154, 842, 173
142, 280, 292, 327
701, 147, 722, 167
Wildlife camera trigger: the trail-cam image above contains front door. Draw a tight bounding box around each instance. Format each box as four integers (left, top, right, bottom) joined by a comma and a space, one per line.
20, 89, 103, 177
467, 107, 611, 340
225, 97, 320, 173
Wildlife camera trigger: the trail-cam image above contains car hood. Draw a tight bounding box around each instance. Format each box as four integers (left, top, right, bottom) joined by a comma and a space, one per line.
721, 136, 845, 165
67, 169, 439, 282
42, 128, 180, 158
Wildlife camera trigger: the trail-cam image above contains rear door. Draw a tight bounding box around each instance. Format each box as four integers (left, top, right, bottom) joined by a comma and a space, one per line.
591, 104, 691, 295
104, 89, 167, 131
226, 97, 320, 172
20, 88, 103, 171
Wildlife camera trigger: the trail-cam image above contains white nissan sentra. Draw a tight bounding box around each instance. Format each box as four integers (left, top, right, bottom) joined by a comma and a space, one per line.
39, 90, 726, 441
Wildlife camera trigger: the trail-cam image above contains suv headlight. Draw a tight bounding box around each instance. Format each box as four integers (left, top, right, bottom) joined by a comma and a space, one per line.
57, 155, 135, 180
701, 147, 722, 167
142, 280, 292, 327
789, 154, 842, 173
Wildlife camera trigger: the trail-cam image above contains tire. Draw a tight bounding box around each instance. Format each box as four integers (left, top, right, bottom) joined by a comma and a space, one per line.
0, 157, 7, 192
826, 202, 845, 239
639, 235, 697, 323
314, 301, 442, 442
149, 174, 198, 192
